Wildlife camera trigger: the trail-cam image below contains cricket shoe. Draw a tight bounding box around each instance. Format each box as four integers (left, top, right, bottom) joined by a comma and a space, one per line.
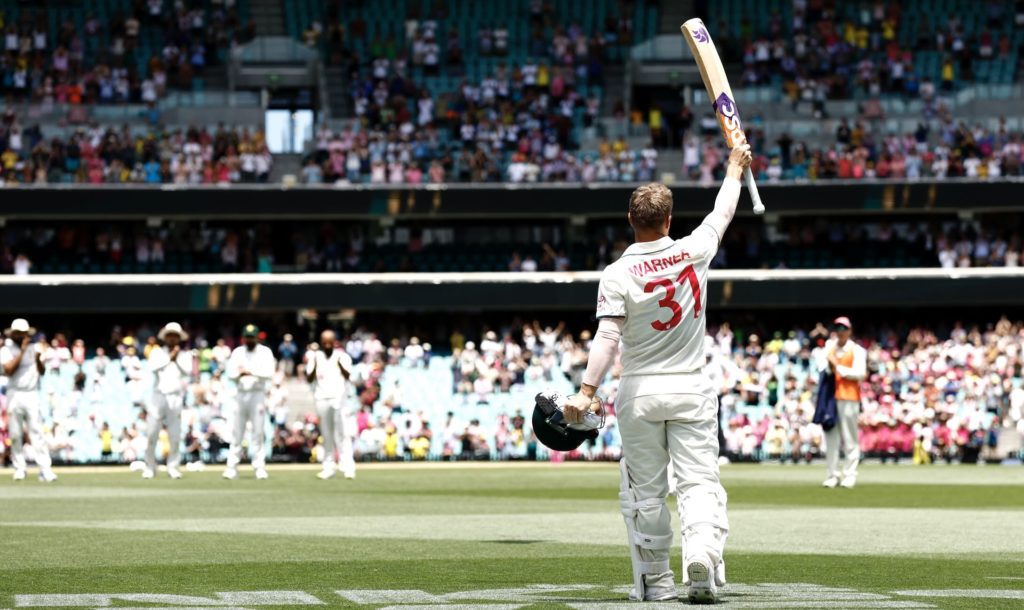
222, 468, 238, 480
167, 467, 183, 480
685, 555, 718, 604
840, 477, 857, 489
38, 470, 58, 483
628, 584, 678, 602
254, 468, 269, 480
821, 477, 840, 488
317, 469, 337, 480
343, 468, 356, 480
141, 469, 155, 479
13, 469, 26, 481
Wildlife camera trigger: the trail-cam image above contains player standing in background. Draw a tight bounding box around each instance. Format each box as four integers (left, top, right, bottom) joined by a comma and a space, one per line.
2, 319, 57, 482
143, 322, 192, 480
817, 316, 867, 489
305, 329, 357, 480
563, 145, 752, 603
223, 324, 276, 480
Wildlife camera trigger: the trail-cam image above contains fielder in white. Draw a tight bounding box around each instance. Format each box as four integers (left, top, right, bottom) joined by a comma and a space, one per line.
564, 145, 752, 604
2, 318, 57, 482
223, 324, 276, 481
305, 329, 356, 480
143, 322, 192, 480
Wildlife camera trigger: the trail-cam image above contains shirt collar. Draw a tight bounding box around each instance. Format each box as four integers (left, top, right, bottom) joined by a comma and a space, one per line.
622, 235, 674, 256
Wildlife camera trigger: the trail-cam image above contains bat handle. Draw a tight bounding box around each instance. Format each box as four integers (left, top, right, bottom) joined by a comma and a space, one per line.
744, 167, 765, 215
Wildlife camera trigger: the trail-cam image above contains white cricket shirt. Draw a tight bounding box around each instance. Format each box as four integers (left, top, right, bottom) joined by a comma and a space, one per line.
0, 340, 40, 392
227, 344, 276, 393
596, 227, 719, 392
309, 349, 353, 403
148, 346, 192, 394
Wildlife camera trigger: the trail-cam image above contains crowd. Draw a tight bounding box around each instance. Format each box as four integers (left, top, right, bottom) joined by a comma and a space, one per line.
721, 0, 1024, 106
710, 316, 1024, 465
300, 0, 628, 185
0, 114, 272, 184
2, 313, 1023, 468
675, 113, 1024, 184
5, 215, 1024, 275
0, 1, 254, 105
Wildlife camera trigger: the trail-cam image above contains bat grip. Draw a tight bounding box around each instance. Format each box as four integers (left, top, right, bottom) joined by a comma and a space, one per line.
744, 167, 765, 215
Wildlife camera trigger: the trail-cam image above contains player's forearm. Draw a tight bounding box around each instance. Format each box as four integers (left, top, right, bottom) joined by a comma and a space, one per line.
700, 175, 742, 239
580, 318, 623, 395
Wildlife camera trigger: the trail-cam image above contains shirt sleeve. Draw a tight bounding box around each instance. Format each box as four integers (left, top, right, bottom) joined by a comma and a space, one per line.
595, 268, 626, 319
148, 348, 169, 370
0, 346, 13, 366
176, 351, 193, 373
338, 352, 354, 376
256, 347, 276, 379
226, 348, 242, 380
685, 223, 721, 261
836, 345, 868, 381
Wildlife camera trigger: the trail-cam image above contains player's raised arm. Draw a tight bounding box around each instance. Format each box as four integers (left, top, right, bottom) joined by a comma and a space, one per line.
700, 144, 753, 242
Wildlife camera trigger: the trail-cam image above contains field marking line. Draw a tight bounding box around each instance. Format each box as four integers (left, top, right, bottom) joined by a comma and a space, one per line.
4, 462, 617, 475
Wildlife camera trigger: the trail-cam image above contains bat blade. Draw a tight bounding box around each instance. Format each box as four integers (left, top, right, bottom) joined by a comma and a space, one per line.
681, 18, 765, 214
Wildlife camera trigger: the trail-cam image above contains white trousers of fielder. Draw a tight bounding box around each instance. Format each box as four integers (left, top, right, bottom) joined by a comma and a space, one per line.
145, 391, 183, 471
227, 390, 267, 470
316, 398, 355, 475
7, 390, 53, 472
617, 378, 729, 596
826, 399, 861, 480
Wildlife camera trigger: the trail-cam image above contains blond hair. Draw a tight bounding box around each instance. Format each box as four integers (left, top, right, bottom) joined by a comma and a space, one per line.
628, 183, 673, 231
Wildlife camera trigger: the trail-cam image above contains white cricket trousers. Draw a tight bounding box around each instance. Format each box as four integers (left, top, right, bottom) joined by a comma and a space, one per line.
316, 398, 354, 474
7, 390, 52, 472
617, 382, 729, 591
826, 400, 861, 480
227, 391, 267, 470
145, 391, 183, 471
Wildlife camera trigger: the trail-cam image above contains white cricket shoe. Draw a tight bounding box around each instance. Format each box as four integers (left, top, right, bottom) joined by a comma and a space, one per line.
715, 559, 727, 587
822, 477, 840, 488
254, 468, 269, 480
686, 555, 718, 605
222, 468, 238, 480
13, 469, 26, 481
343, 468, 356, 480
840, 477, 857, 489
628, 584, 678, 602
167, 467, 183, 480
317, 469, 336, 480
39, 470, 58, 483
141, 469, 155, 479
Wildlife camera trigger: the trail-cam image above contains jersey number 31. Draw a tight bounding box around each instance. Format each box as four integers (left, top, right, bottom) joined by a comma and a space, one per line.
643, 264, 701, 331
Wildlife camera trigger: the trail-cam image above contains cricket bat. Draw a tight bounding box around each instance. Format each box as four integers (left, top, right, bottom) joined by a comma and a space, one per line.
681, 18, 765, 215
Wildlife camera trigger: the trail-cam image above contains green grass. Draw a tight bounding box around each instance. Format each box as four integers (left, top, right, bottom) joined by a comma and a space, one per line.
1, 463, 1023, 608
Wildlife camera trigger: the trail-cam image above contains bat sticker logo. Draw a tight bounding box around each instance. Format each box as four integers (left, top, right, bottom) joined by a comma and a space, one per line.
692, 27, 710, 43
713, 92, 745, 148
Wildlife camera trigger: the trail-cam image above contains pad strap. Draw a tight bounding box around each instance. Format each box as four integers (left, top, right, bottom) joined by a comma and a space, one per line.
632, 530, 673, 551
619, 494, 665, 515
638, 559, 671, 574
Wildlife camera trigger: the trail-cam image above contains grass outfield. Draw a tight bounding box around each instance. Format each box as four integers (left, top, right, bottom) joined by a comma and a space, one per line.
1, 463, 1023, 609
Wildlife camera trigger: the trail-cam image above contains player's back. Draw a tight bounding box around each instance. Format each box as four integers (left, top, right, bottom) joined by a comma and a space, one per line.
597, 225, 719, 379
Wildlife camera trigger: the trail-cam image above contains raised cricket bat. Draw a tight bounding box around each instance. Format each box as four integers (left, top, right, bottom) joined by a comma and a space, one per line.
681, 18, 765, 215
